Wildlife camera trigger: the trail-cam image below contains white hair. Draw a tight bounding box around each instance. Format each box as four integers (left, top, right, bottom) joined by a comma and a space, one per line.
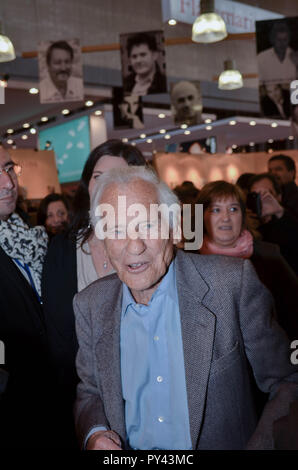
90, 165, 181, 232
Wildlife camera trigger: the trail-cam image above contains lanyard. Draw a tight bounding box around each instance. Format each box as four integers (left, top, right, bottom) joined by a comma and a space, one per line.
13, 258, 42, 304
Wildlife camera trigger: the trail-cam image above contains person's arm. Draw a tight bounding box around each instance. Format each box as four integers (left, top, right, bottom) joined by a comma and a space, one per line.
73, 293, 122, 450
237, 260, 298, 449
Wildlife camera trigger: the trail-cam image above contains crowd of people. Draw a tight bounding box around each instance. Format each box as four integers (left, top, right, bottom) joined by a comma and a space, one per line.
0, 140, 298, 450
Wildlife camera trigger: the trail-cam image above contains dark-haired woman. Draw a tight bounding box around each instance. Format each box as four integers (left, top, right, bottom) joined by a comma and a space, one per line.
37, 193, 70, 238
41, 139, 146, 447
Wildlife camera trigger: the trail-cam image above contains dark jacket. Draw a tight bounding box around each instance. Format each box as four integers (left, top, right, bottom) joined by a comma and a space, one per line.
0, 247, 56, 448
123, 63, 167, 95
282, 181, 298, 221
251, 240, 298, 341
258, 210, 298, 275
41, 233, 79, 448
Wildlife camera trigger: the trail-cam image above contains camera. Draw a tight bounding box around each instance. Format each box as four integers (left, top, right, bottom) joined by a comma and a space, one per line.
246, 192, 262, 218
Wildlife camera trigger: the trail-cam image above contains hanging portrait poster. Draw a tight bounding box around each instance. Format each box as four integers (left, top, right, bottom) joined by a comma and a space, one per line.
170, 80, 203, 126
120, 30, 167, 96
112, 87, 144, 130
256, 17, 298, 119
38, 38, 84, 104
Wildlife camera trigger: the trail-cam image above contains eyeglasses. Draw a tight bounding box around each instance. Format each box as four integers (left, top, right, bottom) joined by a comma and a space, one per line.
0, 162, 22, 178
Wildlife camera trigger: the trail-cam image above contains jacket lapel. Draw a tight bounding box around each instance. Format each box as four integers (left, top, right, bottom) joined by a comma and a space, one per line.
93, 278, 126, 443
175, 250, 216, 449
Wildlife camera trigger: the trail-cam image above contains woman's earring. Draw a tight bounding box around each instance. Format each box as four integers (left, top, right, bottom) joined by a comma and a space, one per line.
87, 210, 91, 229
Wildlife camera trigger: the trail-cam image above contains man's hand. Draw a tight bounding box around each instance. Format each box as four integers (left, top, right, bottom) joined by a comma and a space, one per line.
86, 430, 122, 450
259, 190, 284, 219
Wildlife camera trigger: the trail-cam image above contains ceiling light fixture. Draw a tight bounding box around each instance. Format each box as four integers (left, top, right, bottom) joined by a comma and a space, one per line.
249, 120, 256, 126
21, 134, 28, 140
85, 100, 94, 107
140, 133, 146, 139
62, 109, 70, 115
271, 122, 278, 128
122, 138, 128, 143
158, 113, 166, 119
41, 116, 48, 122
218, 59, 243, 90
288, 135, 294, 140
30, 128, 37, 134
159, 129, 166, 134
204, 118, 212, 124
184, 130, 191, 135
206, 125, 213, 130
23, 123, 30, 128
6, 138, 13, 144
180, 124, 188, 129
0, 22, 16, 62
6, 128, 13, 134
94, 110, 102, 116
0, 74, 8, 87
29, 87, 39, 94
229, 120, 236, 126
146, 139, 153, 143
192, 0, 227, 44
168, 19, 177, 26
267, 139, 274, 143
164, 134, 171, 139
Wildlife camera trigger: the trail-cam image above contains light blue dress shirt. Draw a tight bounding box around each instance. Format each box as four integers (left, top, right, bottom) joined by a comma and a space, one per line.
120, 259, 192, 450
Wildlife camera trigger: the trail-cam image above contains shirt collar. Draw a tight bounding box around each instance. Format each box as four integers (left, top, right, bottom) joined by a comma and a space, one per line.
122, 257, 176, 317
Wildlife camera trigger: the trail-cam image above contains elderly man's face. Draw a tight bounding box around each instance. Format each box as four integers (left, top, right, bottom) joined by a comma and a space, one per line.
48, 48, 72, 86
0, 148, 18, 220
100, 179, 175, 305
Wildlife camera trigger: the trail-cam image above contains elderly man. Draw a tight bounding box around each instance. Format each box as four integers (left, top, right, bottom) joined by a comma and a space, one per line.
0, 147, 55, 448
171, 81, 203, 126
74, 166, 298, 450
40, 40, 83, 103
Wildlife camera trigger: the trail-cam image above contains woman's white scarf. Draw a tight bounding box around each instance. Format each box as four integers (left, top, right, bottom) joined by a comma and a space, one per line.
0, 213, 48, 296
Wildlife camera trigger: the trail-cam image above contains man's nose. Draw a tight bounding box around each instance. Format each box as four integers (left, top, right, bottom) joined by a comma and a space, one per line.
126, 236, 146, 255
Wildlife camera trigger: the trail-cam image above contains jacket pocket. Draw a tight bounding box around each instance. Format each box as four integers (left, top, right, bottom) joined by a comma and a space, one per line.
210, 341, 241, 376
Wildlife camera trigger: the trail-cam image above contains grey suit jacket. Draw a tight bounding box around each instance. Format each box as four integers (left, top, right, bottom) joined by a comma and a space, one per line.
73, 250, 298, 450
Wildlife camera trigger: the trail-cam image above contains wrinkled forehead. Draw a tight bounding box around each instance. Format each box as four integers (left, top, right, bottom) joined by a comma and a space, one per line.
99, 179, 158, 207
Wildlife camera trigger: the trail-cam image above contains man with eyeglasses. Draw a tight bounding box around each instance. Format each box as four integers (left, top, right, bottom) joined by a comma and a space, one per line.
0, 147, 56, 448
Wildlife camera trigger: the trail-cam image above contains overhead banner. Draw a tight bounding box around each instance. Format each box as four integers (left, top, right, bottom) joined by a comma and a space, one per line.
120, 30, 167, 96
162, 0, 282, 33
112, 87, 144, 129
170, 80, 203, 126
38, 38, 84, 104
256, 17, 298, 120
